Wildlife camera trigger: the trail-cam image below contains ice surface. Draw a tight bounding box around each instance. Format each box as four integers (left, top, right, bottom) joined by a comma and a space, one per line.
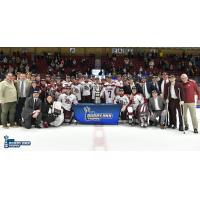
1, 109, 200, 151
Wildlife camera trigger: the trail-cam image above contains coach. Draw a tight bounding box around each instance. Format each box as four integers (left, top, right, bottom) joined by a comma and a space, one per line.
180, 74, 200, 133
0, 73, 17, 128
15, 73, 31, 126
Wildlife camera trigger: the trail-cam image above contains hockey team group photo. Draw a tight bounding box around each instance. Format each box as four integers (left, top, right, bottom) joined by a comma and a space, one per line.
0, 47, 200, 134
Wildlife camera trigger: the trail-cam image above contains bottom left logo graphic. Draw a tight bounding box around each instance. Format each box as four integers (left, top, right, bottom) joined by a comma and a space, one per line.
4, 135, 31, 148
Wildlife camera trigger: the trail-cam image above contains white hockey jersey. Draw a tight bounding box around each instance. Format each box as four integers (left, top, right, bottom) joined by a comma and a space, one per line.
100, 85, 116, 104
81, 82, 92, 96
58, 93, 78, 111
114, 95, 130, 110
115, 80, 123, 87
129, 93, 144, 110
50, 101, 64, 127
71, 84, 82, 101
62, 81, 72, 88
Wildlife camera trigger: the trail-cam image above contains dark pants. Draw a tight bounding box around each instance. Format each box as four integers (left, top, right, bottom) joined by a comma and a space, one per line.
82, 95, 91, 103
169, 98, 183, 127
121, 110, 127, 120
23, 113, 42, 129
64, 110, 73, 123
15, 97, 26, 125
1, 102, 17, 126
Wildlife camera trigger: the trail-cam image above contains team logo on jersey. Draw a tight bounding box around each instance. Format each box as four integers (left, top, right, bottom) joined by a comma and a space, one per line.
84, 85, 90, 90
83, 106, 113, 121
4, 135, 31, 148
74, 88, 79, 93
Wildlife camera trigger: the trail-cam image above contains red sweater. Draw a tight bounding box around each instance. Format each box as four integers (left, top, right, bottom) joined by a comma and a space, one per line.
181, 80, 200, 103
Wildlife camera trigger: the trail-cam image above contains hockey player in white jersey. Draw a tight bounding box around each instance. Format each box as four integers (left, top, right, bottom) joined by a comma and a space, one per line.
114, 87, 130, 121
71, 78, 82, 103
62, 75, 72, 88
100, 82, 116, 104
81, 76, 92, 103
92, 77, 102, 104
58, 86, 78, 123
127, 86, 149, 127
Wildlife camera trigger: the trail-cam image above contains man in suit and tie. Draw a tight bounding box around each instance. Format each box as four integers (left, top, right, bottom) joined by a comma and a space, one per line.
164, 74, 185, 131
159, 72, 169, 98
150, 75, 161, 95
139, 77, 151, 101
123, 77, 141, 95
21, 89, 42, 129
149, 90, 167, 129
15, 73, 31, 126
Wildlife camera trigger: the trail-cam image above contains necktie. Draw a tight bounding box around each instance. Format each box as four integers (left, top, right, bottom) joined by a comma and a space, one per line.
34, 98, 37, 109
21, 81, 24, 97
143, 85, 145, 96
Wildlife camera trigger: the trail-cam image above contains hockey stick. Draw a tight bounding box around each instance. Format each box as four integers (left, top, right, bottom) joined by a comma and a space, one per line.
164, 86, 169, 129
178, 88, 185, 134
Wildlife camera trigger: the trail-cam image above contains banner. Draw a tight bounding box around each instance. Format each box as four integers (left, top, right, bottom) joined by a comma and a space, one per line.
73, 104, 121, 125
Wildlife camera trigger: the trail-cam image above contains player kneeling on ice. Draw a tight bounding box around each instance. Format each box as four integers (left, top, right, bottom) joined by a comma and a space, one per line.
127, 86, 149, 127
58, 86, 78, 124
114, 87, 130, 122
41, 95, 64, 128
148, 90, 167, 129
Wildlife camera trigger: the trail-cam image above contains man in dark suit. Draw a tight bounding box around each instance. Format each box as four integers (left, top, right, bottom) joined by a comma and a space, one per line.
123, 78, 141, 95
139, 77, 151, 101
158, 72, 169, 99
21, 89, 42, 129
164, 74, 185, 131
149, 75, 161, 95
15, 73, 31, 126
149, 90, 167, 129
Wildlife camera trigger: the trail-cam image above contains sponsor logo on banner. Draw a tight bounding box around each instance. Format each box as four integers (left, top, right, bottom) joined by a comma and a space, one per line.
83, 106, 113, 121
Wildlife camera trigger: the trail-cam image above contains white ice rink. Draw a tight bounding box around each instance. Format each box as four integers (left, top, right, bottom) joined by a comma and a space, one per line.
1, 108, 200, 151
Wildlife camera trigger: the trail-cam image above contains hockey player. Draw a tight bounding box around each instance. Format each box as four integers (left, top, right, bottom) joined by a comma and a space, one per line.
92, 77, 102, 104
71, 78, 82, 103
127, 86, 148, 127
100, 82, 116, 104
62, 75, 72, 88
58, 86, 78, 123
114, 87, 130, 121
81, 75, 92, 103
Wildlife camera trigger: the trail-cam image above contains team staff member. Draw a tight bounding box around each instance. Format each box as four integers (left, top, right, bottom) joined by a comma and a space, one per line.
164, 74, 185, 131
15, 73, 31, 126
21, 89, 42, 129
180, 74, 200, 133
0, 73, 18, 128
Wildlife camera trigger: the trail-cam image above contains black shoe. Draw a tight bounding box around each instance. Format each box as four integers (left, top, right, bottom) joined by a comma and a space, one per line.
35, 125, 41, 129
160, 124, 165, 129
194, 129, 198, 134
185, 126, 189, 130
179, 126, 184, 131
171, 125, 177, 129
